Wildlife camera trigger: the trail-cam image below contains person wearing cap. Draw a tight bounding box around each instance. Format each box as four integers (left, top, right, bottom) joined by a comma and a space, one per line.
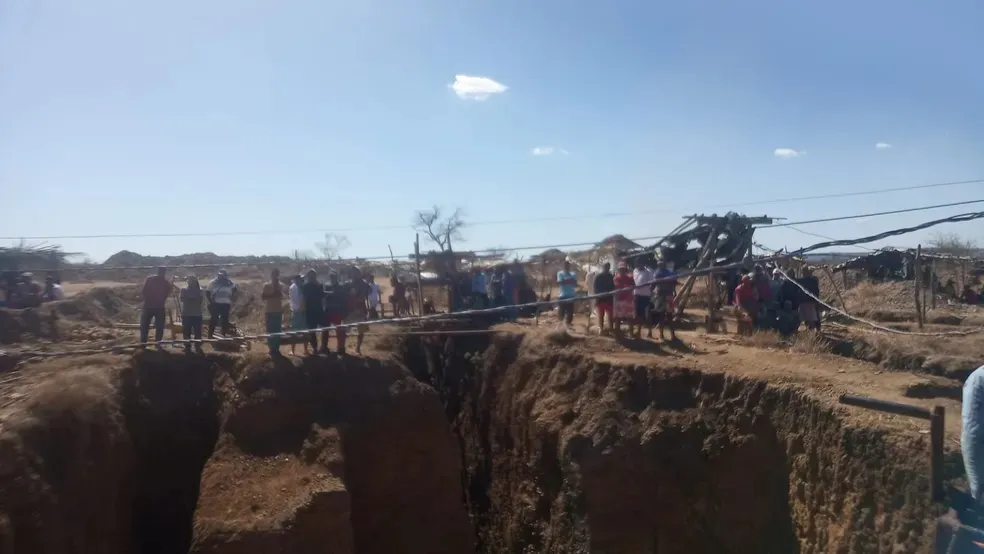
288, 274, 308, 355
261, 268, 285, 356
206, 269, 238, 339
179, 275, 205, 353
139, 267, 171, 348
16, 272, 43, 308
301, 269, 325, 353
612, 261, 636, 335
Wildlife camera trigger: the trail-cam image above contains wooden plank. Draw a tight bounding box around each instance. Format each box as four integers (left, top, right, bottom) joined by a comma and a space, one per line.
914, 245, 924, 330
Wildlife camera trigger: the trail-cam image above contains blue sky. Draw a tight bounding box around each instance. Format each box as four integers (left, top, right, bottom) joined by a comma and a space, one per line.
2, 0, 982, 262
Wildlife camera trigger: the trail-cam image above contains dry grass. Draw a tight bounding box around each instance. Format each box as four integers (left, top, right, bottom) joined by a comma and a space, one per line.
790, 331, 833, 355
846, 330, 984, 378
744, 331, 782, 349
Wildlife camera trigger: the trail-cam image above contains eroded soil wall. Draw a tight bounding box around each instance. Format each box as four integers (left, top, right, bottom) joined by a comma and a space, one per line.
403, 333, 940, 554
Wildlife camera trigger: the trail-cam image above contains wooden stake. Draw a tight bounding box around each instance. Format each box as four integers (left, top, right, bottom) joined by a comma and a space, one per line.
414, 234, 424, 317
822, 266, 848, 312
930, 405, 945, 503
931, 259, 938, 309
914, 245, 924, 329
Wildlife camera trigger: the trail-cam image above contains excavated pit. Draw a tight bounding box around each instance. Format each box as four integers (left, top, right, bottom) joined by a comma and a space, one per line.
399, 332, 942, 553
0, 332, 945, 554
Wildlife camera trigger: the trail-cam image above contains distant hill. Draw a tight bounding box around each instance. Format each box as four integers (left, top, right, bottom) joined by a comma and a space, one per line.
101, 250, 294, 268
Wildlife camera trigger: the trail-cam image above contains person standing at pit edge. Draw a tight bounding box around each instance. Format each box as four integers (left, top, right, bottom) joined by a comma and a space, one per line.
180, 276, 205, 354
301, 270, 325, 353
261, 268, 285, 356
556, 260, 578, 328
289, 274, 308, 355
322, 272, 349, 355
206, 269, 238, 338
632, 260, 655, 339
139, 267, 171, 349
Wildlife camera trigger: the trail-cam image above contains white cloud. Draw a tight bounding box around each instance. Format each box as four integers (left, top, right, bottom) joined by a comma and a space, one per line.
449, 74, 508, 101
875, 142, 892, 150
774, 148, 805, 159
531, 146, 570, 156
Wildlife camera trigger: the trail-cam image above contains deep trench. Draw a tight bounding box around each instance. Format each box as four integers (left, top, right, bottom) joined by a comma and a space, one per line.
119, 355, 221, 554
397, 332, 939, 554
3, 335, 942, 554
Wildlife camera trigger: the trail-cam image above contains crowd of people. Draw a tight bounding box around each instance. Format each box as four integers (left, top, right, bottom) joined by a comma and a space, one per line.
139, 266, 384, 356
0, 272, 63, 308
733, 265, 821, 336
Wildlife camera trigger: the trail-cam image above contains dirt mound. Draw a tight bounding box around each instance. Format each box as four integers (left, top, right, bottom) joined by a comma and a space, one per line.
0, 352, 472, 554
399, 332, 942, 553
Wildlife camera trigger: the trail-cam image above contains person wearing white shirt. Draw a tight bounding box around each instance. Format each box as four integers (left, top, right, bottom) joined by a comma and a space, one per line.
632, 262, 655, 338
367, 274, 382, 318
206, 269, 238, 338
288, 274, 307, 355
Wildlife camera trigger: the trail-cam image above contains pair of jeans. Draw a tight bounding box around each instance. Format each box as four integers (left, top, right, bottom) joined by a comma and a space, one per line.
182, 316, 203, 351
208, 303, 231, 338
266, 312, 282, 354
140, 307, 166, 344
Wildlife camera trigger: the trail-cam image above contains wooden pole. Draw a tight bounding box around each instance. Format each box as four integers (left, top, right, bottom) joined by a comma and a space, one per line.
414, 234, 424, 317
536, 257, 547, 326
914, 246, 924, 330
930, 405, 945, 502
931, 259, 938, 309
705, 232, 720, 333
822, 266, 848, 312
842, 270, 849, 291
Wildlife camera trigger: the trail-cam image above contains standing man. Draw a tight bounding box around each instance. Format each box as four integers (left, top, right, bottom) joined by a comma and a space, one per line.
472, 268, 488, 309
556, 260, 578, 327
261, 268, 284, 356
180, 276, 205, 353
593, 262, 615, 335
301, 270, 325, 353
612, 262, 636, 336
323, 273, 349, 354
632, 260, 655, 338
288, 274, 307, 355
795, 267, 821, 331
346, 269, 371, 355
651, 260, 679, 341
206, 269, 238, 338
963, 365, 984, 510
366, 274, 381, 319
140, 267, 171, 348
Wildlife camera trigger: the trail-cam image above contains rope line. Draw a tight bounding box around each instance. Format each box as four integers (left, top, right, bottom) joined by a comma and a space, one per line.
8, 178, 982, 241
9, 210, 984, 357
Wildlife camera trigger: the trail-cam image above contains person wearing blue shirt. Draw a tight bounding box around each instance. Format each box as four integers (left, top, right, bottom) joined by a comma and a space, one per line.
472, 268, 488, 308
556, 261, 578, 326
964, 365, 984, 508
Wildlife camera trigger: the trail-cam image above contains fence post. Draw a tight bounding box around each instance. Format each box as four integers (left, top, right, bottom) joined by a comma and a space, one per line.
930, 405, 945, 502
914, 245, 924, 330
414, 234, 424, 317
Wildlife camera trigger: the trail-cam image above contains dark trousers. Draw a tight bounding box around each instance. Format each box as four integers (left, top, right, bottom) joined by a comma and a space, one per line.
182, 316, 203, 351
306, 311, 324, 351
140, 307, 166, 344
266, 313, 282, 354
557, 300, 574, 325
208, 303, 231, 338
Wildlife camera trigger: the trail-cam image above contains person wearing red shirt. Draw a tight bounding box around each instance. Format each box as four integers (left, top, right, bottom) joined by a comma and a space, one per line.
140, 267, 172, 348
612, 261, 636, 336
734, 274, 759, 330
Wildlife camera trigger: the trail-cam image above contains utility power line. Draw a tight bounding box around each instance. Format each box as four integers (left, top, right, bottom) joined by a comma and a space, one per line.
4, 178, 981, 241
763, 199, 984, 228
